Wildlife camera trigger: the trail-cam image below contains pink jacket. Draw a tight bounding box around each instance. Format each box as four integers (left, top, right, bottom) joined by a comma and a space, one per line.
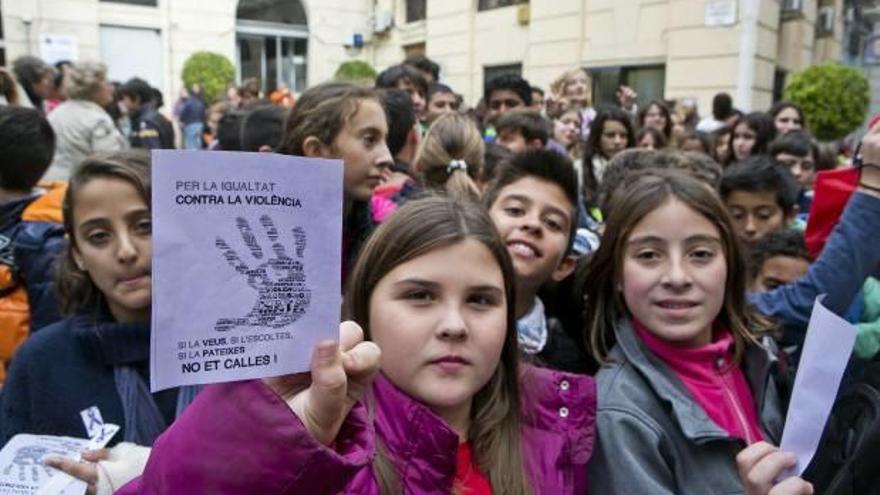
118, 365, 596, 494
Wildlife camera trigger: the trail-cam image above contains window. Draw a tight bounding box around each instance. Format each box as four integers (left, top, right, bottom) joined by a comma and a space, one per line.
406, 0, 426, 23
99, 0, 158, 6
773, 68, 787, 103
237, 0, 307, 25
588, 65, 665, 109
478, 0, 527, 12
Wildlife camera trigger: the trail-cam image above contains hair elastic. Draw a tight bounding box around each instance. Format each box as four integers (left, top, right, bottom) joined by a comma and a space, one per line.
447, 159, 468, 174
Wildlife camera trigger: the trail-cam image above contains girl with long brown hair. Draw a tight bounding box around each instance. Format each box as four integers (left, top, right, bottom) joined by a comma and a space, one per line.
0, 150, 201, 493
118, 196, 596, 494
582, 170, 811, 494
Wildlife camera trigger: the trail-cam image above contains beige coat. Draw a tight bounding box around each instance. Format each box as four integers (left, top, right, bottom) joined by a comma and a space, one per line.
46, 99, 126, 181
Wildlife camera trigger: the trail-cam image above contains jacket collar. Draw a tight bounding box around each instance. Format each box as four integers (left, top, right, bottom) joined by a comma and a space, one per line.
370, 373, 460, 490
613, 319, 780, 444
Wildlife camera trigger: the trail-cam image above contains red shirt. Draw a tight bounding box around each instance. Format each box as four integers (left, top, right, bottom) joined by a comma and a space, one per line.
455, 442, 493, 495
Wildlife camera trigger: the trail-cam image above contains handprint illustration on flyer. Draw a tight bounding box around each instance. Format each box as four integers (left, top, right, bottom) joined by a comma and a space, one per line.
150, 151, 343, 391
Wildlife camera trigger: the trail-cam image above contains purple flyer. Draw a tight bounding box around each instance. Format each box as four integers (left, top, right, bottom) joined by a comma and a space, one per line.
150, 151, 343, 391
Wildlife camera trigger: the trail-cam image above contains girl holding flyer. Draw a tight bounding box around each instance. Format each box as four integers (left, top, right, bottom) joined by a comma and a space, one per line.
28, 82, 395, 494
582, 170, 812, 494
0, 150, 199, 492
117, 196, 597, 494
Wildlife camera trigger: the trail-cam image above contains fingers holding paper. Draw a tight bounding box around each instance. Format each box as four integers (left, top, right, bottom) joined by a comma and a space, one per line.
43, 455, 101, 494
266, 321, 381, 446
737, 441, 814, 495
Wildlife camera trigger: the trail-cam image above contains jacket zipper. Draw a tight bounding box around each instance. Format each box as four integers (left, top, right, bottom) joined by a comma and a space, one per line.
715, 356, 754, 444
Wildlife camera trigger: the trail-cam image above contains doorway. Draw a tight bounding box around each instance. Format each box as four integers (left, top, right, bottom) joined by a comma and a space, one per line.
236, 0, 308, 94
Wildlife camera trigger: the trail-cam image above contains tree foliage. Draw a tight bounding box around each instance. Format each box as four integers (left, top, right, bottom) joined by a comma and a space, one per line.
182, 52, 236, 104
333, 60, 377, 85
783, 63, 870, 141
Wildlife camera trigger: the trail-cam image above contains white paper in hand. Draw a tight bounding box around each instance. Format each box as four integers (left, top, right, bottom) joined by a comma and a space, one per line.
778, 295, 857, 478
0, 435, 91, 495
35, 407, 120, 495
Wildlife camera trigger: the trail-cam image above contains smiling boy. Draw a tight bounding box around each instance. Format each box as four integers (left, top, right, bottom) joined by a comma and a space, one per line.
483, 149, 587, 371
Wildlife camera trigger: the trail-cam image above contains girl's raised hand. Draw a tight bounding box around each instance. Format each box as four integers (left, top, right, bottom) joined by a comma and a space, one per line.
736, 441, 814, 495
264, 321, 381, 446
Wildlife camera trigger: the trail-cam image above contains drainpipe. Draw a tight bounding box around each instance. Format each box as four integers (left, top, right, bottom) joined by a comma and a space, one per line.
735, 0, 760, 111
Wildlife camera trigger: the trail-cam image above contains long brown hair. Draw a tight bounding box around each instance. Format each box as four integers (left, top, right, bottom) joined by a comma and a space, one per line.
56, 150, 151, 315
414, 113, 484, 202
345, 196, 530, 495
279, 82, 379, 155
582, 170, 772, 366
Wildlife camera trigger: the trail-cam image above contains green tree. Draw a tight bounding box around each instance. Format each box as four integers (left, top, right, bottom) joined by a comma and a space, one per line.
182, 52, 236, 104
783, 63, 870, 141
333, 60, 377, 85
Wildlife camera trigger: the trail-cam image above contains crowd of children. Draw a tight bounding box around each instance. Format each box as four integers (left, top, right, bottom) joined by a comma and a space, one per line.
0, 52, 879, 494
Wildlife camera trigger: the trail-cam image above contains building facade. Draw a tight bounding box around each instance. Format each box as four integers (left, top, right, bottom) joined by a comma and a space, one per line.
0, 0, 851, 114
368, 0, 848, 114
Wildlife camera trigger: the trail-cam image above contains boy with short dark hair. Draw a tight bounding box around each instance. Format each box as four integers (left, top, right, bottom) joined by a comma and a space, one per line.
748, 229, 812, 292
370, 89, 421, 224
118, 78, 174, 150
424, 83, 457, 125
216, 110, 246, 151
403, 54, 440, 84
375, 64, 428, 120
494, 109, 551, 154
378, 88, 420, 169
720, 155, 800, 242
769, 129, 819, 216
239, 104, 288, 152
483, 73, 532, 127
0, 106, 67, 380
769, 130, 818, 187
483, 149, 588, 372
748, 228, 880, 360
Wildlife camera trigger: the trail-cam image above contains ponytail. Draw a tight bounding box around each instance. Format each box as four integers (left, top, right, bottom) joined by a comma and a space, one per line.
415, 113, 484, 202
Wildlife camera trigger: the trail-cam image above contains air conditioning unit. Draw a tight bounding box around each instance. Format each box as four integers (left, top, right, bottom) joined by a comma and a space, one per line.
782, 0, 803, 13
781, 0, 803, 20
817, 6, 835, 36
372, 10, 394, 34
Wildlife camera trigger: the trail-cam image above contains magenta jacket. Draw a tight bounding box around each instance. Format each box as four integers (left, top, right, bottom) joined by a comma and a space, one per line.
118, 365, 596, 494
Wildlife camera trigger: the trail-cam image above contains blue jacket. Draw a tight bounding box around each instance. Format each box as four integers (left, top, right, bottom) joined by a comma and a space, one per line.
0, 313, 180, 446
750, 192, 880, 351
13, 219, 66, 330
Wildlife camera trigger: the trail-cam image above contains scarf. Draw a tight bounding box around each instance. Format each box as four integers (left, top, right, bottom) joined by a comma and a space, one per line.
72, 314, 200, 445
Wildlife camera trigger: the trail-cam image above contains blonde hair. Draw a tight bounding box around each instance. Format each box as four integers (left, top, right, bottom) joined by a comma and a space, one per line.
550, 67, 592, 108
414, 113, 483, 202
63, 61, 108, 102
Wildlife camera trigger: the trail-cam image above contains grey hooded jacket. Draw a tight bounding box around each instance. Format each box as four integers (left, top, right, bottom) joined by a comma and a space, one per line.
587, 320, 784, 494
